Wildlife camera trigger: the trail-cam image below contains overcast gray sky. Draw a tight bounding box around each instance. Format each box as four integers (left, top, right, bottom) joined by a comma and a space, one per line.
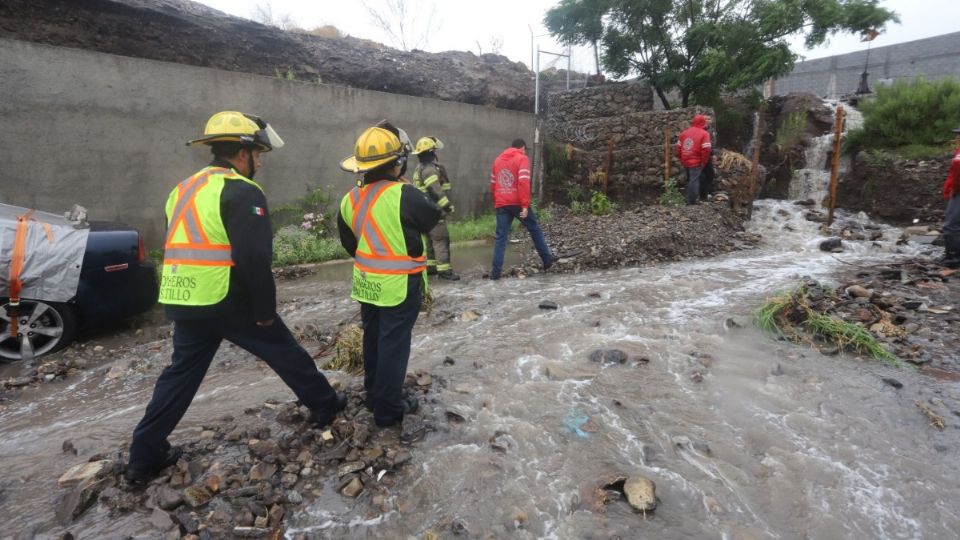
194, 0, 958, 72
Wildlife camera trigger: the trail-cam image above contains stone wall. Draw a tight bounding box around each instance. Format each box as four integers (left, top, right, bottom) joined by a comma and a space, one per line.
544, 99, 712, 203
546, 82, 654, 123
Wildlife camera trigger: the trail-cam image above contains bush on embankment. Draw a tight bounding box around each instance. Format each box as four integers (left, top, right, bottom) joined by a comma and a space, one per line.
846, 77, 960, 159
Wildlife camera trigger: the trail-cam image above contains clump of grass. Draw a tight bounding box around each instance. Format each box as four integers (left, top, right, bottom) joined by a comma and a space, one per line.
448, 213, 497, 242
755, 284, 899, 365
658, 177, 686, 207
326, 325, 364, 375
272, 226, 348, 266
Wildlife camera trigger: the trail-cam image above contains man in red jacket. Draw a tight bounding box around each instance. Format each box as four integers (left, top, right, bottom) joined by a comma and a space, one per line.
489, 138, 555, 280
675, 114, 713, 205
940, 126, 960, 268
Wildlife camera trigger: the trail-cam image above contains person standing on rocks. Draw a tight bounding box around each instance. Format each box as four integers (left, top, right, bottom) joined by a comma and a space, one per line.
699, 115, 718, 202
337, 121, 442, 427
489, 138, 556, 280
940, 126, 960, 268
125, 111, 346, 484
675, 114, 713, 205
412, 136, 460, 281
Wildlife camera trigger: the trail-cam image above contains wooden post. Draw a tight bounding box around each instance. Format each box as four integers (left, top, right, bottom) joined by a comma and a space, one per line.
826, 105, 845, 226
748, 111, 764, 219
664, 128, 673, 187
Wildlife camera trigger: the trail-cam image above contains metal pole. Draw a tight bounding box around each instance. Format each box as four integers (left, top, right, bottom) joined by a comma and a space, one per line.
748, 110, 764, 220
534, 44, 540, 115
566, 45, 571, 90
664, 128, 672, 188
826, 105, 845, 226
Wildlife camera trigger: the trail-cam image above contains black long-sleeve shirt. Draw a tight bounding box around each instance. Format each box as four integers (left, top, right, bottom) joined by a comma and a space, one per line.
337, 179, 442, 260
165, 159, 276, 322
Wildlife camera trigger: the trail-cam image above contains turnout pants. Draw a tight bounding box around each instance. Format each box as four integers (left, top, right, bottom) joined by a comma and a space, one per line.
129, 315, 338, 470
425, 219, 452, 273
360, 276, 422, 426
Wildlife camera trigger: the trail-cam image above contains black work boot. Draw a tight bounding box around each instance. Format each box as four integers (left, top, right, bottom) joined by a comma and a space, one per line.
124, 446, 183, 485
310, 393, 348, 427
941, 234, 960, 268
438, 270, 460, 281
426, 267, 438, 276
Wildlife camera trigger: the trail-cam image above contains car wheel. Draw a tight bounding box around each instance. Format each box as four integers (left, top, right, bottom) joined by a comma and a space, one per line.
0, 300, 78, 362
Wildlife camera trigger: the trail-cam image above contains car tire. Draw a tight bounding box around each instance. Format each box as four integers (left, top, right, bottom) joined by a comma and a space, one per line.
0, 300, 78, 362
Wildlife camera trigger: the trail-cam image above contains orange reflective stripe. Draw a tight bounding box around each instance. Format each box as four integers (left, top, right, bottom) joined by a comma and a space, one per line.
363, 184, 396, 257
354, 262, 426, 275
163, 258, 235, 267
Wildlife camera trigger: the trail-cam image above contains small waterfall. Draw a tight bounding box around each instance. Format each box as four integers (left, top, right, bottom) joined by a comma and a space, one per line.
788, 100, 862, 205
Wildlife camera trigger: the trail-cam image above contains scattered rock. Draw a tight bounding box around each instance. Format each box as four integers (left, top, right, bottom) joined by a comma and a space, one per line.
340, 477, 363, 498
882, 377, 904, 389
588, 349, 628, 364
538, 300, 559, 310
623, 476, 657, 512
819, 238, 843, 252
182, 486, 213, 508
846, 285, 871, 298
58, 460, 111, 488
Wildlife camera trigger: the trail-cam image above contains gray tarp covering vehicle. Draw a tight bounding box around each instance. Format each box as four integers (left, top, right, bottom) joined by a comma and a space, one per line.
0, 203, 89, 303
1, 203, 157, 361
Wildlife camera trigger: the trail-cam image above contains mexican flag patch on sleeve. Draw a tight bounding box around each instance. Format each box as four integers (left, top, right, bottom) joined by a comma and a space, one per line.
251, 206, 266, 216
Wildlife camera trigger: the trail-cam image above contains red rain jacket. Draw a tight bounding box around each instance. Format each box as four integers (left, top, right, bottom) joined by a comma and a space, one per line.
491, 147, 531, 209
942, 145, 960, 199
675, 115, 712, 168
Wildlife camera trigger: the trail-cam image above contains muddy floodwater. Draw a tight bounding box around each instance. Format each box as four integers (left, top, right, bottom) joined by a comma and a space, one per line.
1, 201, 958, 539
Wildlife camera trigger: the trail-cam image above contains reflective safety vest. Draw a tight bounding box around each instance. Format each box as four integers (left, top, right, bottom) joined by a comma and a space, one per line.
412, 162, 452, 211
159, 166, 262, 305
339, 180, 426, 307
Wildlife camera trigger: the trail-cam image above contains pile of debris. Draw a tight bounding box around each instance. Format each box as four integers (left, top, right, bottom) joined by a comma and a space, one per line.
55, 376, 438, 538
500, 201, 757, 278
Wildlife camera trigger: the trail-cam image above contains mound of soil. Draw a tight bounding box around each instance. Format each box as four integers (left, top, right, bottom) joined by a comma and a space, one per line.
499, 200, 757, 278
0, 0, 538, 111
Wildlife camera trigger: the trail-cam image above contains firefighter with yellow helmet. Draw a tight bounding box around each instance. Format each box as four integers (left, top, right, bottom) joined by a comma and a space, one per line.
412, 136, 459, 280
337, 121, 442, 427
125, 111, 346, 484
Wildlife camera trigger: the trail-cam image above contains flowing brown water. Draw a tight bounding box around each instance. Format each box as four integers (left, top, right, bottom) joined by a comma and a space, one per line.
1, 201, 957, 539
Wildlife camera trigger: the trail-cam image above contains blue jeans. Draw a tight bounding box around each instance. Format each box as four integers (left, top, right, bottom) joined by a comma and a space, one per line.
491, 206, 553, 280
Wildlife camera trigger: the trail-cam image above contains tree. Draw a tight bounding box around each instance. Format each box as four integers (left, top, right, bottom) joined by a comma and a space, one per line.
544, 0, 899, 109
361, 0, 439, 51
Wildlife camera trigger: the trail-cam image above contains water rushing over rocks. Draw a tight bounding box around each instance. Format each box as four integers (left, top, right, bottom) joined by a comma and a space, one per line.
1, 200, 958, 539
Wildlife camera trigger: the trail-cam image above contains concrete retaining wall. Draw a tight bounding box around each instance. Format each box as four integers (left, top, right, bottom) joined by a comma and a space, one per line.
774, 31, 960, 99
0, 38, 535, 246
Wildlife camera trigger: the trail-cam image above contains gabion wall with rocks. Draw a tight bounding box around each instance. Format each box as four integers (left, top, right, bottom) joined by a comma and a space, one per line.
544, 99, 714, 204
547, 82, 654, 123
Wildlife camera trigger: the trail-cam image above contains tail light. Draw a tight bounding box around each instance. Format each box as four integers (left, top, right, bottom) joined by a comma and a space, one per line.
138, 233, 146, 263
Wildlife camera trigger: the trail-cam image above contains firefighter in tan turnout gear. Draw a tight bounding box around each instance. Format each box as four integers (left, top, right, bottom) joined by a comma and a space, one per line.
412, 136, 460, 280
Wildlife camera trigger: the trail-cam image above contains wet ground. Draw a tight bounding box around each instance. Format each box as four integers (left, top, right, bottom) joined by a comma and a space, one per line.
1, 200, 958, 539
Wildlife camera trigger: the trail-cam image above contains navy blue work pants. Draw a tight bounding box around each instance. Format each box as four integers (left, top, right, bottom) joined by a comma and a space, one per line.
129, 315, 338, 470
360, 276, 422, 426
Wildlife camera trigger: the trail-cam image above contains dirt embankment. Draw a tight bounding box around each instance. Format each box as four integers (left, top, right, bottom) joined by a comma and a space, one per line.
839, 151, 952, 226
0, 0, 538, 111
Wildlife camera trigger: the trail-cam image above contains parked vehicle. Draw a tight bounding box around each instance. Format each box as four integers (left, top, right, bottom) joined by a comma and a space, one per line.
1, 204, 157, 361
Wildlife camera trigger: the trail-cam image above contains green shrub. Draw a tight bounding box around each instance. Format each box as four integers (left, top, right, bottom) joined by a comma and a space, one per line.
774, 111, 808, 153
658, 177, 686, 206
589, 190, 614, 215
846, 77, 960, 156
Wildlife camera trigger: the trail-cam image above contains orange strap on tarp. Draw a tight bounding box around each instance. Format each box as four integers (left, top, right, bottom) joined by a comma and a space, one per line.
7, 210, 55, 337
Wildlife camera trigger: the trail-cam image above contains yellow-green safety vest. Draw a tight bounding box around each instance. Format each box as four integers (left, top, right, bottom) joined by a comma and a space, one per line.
339, 180, 427, 307
159, 166, 262, 305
